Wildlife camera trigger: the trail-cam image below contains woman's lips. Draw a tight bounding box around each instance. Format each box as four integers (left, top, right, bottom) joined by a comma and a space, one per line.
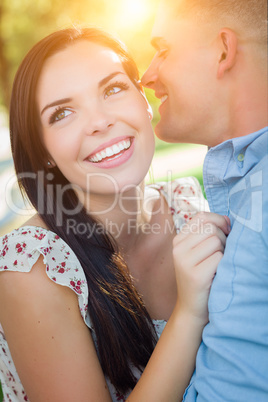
84, 137, 135, 169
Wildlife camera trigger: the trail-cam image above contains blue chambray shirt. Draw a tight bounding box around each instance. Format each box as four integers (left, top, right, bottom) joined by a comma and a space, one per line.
184, 127, 268, 401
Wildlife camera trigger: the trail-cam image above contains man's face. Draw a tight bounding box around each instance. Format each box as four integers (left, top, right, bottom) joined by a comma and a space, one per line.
142, 1, 224, 146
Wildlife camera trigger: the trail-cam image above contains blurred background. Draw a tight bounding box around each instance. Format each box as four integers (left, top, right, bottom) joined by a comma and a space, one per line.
0, 0, 207, 238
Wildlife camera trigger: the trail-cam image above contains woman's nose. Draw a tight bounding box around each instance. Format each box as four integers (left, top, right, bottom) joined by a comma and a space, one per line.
85, 105, 115, 136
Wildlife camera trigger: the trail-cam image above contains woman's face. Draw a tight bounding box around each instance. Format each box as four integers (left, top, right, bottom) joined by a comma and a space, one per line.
36, 40, 155, 197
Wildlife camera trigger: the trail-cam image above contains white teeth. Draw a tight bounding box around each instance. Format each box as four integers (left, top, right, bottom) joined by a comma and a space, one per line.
88, 139, 132, 163
123, 140, 130, 148
161, 95, 168, 104
106, 147, 113, 157
112, 144, 120, 154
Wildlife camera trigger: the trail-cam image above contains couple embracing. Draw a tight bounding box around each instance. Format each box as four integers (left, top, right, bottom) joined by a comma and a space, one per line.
0, 1, 267, 401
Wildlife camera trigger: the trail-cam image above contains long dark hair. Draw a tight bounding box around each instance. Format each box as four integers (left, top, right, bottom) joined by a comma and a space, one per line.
9, 26, 157, 393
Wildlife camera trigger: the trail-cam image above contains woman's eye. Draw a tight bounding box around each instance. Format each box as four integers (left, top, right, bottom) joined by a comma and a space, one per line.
105, 86, 122, 98
104, 82, 129, 99
49, 108, 72, 124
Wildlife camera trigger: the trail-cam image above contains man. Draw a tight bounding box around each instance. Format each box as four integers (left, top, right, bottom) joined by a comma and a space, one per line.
142, 0, 268, 401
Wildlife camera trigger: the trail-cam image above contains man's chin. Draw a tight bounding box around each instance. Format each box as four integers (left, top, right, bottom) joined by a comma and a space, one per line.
154, 120, 178, 143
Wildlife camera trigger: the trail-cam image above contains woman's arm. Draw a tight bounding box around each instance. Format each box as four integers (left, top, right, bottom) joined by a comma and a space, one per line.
0, 213, 229, 402
127, 212, 229, 401
0, 256, 112, 401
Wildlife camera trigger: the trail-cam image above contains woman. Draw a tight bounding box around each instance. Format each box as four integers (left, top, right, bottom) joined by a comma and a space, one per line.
0, 27, 229, 401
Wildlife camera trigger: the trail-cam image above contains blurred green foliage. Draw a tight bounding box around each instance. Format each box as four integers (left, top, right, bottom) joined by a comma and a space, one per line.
0, 0, 159, 111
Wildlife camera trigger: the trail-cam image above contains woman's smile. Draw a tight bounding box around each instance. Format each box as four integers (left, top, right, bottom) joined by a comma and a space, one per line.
84, 136, 134, 168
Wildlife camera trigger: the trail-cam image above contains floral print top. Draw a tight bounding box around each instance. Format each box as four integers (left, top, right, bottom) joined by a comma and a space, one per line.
0, 178, 208, 402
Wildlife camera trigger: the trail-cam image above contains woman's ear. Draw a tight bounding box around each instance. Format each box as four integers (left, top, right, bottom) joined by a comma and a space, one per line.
217, 28, 238, 79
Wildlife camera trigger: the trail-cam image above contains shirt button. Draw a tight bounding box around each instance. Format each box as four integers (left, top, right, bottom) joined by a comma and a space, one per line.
237, 153, 244, 162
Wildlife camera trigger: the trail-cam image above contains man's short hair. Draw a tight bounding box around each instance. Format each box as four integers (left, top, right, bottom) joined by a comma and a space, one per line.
170, 0, 267, 46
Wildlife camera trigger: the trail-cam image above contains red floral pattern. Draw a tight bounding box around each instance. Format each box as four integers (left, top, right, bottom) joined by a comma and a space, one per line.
0, 178, 207, 401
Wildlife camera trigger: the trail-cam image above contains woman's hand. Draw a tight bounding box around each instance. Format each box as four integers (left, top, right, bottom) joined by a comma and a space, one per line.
129, 212, 231, 402
173, 212, 230, 324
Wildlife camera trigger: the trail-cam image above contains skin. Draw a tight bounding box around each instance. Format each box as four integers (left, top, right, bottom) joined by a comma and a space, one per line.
141, 0, 268, 146
0, 39, 230, 401
38, 41, 155, 197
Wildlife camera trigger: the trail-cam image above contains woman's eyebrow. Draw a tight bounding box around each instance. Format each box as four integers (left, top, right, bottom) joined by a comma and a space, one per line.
41, 98, 72, 116
98, 71, 125, 87
40, 72, 125, 116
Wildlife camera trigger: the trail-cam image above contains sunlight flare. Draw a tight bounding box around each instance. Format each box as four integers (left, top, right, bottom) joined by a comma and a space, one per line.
117, 0, 151, 28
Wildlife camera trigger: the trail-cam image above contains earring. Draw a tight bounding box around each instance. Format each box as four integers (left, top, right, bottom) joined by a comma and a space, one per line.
47, 161, 51, 166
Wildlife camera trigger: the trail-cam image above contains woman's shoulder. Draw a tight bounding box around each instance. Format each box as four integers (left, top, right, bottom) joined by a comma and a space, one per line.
0, 214, 50, 256
0, 218, 90, 327
0, 223, 67, 273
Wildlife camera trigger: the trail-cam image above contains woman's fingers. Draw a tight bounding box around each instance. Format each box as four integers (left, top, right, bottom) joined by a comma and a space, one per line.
172, 211, 230, 321
174, 223, 226, 249
173, 220, 227, 270
195, 250, 224, 285
173, 212, 230, 247
173, 233, 225, 269
194, 212, 230, 235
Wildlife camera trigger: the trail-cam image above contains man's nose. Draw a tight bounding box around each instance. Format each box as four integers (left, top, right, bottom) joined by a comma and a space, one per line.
141, 57, 159, 89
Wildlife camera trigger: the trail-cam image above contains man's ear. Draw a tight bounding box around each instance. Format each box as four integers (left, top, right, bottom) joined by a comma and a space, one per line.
217, 28, 238, 79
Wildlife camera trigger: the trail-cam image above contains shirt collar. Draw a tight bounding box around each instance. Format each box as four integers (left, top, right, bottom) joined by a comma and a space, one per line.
204, 126, 268, 185
207, 127, 268, 168
209, 127, 268, 155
